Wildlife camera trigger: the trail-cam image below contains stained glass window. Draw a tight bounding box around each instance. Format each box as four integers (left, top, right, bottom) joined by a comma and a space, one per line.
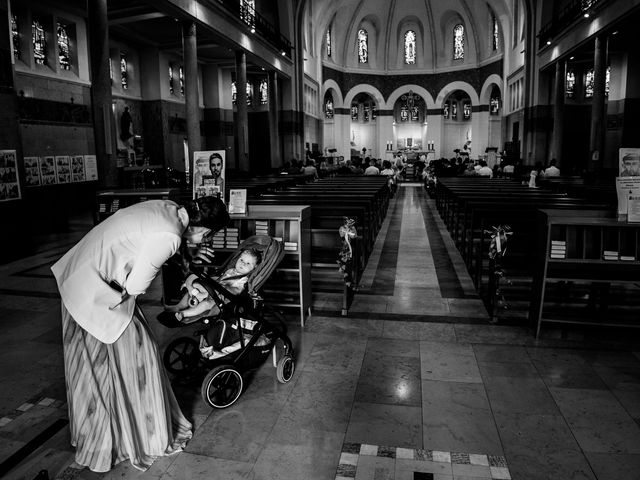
11, 15, 20, 60
605, 66, 611, 97
240, 0, 255, 26
326, 28, 332, 57
232, 82, 237, 104
351, 105, 359, 120
443, 103, 450, 118
404, 30, 416, 65
453, 24, 464, 60
179, 66, 184, 95
411, 106, 419, 121
492, 15, 499, 51
57, 23, 71, 70
357, 29, 368, 64
32, 20, 46, 65
400, 106, 408, 122
565, 70, 575, 98
584, 68, 594, 98
364, 106, 370, 122
372, 106, 377, 120
490, 97, 500, 114
120, 52, 128, 89
259, 79, 268, 104
463, 103, 471, 120
246, 82, 253, 106
452, 102, 458, 119
169, 65, 174, 94
325, 99, 334, 119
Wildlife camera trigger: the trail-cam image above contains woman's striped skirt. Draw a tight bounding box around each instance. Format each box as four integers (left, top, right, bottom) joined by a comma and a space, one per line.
61, 303, 192, 472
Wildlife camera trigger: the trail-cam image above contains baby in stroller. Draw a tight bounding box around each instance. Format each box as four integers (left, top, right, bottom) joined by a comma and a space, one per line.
164, 248, 262, 323
159, 235, 296, 408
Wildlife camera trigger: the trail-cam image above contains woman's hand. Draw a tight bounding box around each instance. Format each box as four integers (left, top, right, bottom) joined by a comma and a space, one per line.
191, 245, 215, 265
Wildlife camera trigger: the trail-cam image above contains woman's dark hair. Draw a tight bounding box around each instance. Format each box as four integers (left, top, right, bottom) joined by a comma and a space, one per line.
186, 196, 230, 232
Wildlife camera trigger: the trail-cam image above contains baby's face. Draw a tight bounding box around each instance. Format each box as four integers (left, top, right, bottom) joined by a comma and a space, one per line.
235, 252, 257, 275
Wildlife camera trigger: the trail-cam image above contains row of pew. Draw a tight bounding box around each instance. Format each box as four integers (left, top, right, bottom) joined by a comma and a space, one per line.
231, 174, 391, 314
434, 177, 611, 322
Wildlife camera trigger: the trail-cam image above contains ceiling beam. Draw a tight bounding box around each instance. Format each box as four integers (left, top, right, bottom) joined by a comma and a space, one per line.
109, 12, 167, 25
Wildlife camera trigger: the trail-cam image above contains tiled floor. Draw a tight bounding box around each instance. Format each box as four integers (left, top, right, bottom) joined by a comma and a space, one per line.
1, 185, 640, 480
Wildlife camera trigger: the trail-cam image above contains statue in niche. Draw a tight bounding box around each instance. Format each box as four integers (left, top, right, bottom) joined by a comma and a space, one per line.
120, 106, 133, 142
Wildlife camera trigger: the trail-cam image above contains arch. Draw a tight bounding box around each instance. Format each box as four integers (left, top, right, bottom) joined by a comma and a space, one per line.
344, 84, 385, 109
479, 73, 503, 103
344, 14, 380, 68
435, 81, 480, 107
322, 79, 344, 108
394, 15, 427, 69
387, 85, 435, 110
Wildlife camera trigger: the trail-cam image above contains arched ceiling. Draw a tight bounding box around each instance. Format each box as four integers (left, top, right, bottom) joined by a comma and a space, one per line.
303, 0, 513, 72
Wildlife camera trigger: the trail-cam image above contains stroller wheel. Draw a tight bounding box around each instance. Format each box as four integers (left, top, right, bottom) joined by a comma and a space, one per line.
201, 365, 244, 408
276, 355, 295, 383
163, 337, 200, 375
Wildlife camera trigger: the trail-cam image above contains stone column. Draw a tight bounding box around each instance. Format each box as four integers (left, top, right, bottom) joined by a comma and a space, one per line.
551, 60, 565, 164
183, 20, 200, 169
268, 70, 280, 170
88, 0, 116, 187
235, 50, 249, 171
589, 34, 607, 172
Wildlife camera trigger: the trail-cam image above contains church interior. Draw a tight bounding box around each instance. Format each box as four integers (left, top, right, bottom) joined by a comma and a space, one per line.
1, 0, 640, 479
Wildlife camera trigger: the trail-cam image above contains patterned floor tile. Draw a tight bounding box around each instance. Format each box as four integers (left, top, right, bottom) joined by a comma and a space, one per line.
334, 443, 510, 480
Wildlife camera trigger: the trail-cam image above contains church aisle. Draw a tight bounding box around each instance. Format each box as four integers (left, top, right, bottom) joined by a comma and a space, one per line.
0, 185, 639, 480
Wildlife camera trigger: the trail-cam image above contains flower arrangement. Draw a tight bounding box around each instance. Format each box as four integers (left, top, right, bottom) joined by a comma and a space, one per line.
337, 217, 357, 287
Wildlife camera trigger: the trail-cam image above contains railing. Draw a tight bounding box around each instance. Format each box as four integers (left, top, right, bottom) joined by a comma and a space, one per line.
537, 0, 606, 48
205, 0, 293, 57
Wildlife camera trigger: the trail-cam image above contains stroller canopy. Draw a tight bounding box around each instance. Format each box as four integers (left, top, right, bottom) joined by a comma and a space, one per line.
220, 235, 285, 295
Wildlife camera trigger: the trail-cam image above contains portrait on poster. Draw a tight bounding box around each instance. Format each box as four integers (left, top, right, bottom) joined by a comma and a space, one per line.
71, 155, 86, 182
0, 150, 22, 202
55, 156, 71, 184
39, 156, 57, 184
192, 150, 226, 200
619, 148, 640, 177
24, 157, 42, 186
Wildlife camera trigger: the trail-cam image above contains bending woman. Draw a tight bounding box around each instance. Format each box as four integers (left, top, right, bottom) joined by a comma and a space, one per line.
51, 196, 229, 472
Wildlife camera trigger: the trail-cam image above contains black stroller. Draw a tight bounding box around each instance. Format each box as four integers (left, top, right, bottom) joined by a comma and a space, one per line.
159, 235, 295, 408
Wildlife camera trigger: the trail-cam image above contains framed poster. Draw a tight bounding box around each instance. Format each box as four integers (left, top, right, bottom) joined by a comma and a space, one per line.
228, 189, 247, 214
24, 156, 42, 186
0, 150, 21, 202
39, 156, 57, 184
84, 155, 98, 181
55, 156, 71, 184
192, 150, 225, 200
71, 155, 86, 182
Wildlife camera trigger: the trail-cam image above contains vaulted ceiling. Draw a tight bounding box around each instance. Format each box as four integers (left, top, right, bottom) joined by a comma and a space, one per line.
302, 0, 514, 71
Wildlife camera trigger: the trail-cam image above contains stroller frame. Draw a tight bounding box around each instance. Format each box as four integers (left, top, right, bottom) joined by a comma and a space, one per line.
161, 235, 295, 409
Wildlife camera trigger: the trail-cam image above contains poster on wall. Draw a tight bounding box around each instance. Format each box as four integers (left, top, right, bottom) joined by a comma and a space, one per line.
55, 156, 71, 184
84, 155, 98, 181
24, 157, 42, 186
71, 155, 86, 182
192, 150, 226, 201
619, 148, 640, 177
39, 156, 57, 185
0, 150, 21, 202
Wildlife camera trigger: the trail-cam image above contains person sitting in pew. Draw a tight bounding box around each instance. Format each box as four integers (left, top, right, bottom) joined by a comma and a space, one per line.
543, 158, 560, 177
476, 160, 493, 178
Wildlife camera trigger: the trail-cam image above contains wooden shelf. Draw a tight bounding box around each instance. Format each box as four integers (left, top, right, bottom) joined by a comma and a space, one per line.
530, 209, 640, 338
